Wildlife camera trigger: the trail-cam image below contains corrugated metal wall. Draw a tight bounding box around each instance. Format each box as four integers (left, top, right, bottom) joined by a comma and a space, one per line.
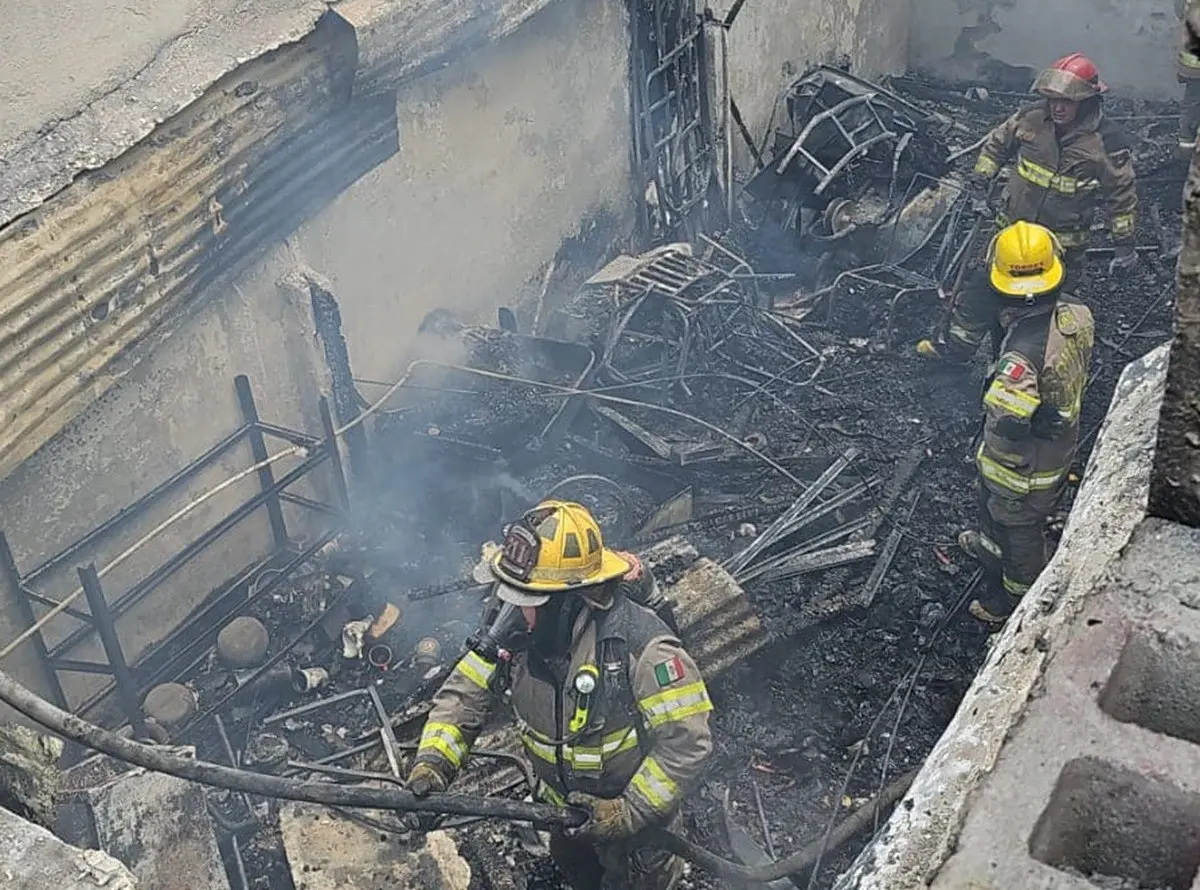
0, 14, 399, 482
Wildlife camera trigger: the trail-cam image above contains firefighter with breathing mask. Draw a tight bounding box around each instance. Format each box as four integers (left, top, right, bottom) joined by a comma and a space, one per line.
947, 222, 1095, 626
407, 500, 713, 890
966, 53, 1138, 288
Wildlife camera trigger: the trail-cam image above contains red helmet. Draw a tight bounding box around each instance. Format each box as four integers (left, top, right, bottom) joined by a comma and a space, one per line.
1033, 53, 1108, 101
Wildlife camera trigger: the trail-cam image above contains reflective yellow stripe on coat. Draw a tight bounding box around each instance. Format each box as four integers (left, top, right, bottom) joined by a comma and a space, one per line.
519, 726, 640, 771
637, 681, 713, 729
984, 379, 1041, 419
454, 650, 496, 690
1015, 156, 1100, 196
628, 756, 680, 814
975, 443, 1065, 496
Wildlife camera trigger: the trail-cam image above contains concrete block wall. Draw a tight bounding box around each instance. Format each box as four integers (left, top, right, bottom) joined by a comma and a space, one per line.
837, 346, 1175, 889
909, 0, 1181, 98
932, 518, 1200, 890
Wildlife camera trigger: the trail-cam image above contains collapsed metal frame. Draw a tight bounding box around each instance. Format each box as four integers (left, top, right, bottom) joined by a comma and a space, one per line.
0, 374, 349, 733
630, 0, 718, 241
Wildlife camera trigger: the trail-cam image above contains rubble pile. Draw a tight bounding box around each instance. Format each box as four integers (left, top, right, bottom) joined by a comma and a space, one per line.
41, 71, 1185, 890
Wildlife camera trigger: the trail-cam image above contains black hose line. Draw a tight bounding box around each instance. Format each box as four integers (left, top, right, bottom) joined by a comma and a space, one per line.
0, 668, 584, 831
642, 768, 915, 883
0, 667, 913, 881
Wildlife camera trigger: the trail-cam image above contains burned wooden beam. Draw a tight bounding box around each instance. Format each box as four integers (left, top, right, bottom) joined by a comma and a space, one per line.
724, 447, 862, 577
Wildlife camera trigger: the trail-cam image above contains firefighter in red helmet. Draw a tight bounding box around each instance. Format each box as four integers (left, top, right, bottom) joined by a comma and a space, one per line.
968, 54, 1138, 289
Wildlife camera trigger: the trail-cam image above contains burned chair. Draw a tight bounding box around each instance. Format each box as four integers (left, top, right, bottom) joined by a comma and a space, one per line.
746, 66, 953, 278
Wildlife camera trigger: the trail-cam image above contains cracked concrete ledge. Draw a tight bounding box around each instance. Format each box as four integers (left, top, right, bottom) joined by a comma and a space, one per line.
0, 0, 327, 229
835, 344, 1170, 890
1, 805, 138, 889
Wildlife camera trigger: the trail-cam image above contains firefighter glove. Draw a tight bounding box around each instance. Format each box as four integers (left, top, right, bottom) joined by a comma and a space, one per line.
566, 791, 635, 842
1030, 403, 1066, 440
407, 761, 449, 798
1107, 244, 1138, 276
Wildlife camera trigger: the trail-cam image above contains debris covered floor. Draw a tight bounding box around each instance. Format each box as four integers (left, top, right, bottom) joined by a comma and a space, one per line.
57, 72, 1184, 890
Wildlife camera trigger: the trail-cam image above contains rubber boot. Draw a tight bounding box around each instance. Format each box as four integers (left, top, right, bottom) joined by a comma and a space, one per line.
969, 581, 1018, 628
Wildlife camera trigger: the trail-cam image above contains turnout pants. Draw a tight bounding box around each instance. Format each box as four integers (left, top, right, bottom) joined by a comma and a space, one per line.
549, 822, 683, 890
973, 480, 1058, 615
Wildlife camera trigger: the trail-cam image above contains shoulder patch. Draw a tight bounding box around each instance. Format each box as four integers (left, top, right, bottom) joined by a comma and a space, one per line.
997, 356, 1030, 382
653, 656, 686, 687
1056, 305, 1081, 335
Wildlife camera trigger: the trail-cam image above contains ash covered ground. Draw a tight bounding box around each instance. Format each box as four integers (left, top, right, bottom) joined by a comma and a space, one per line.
172, 75, 1186, 890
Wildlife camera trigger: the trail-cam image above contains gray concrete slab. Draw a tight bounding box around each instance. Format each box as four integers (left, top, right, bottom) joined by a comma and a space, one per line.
0, 0, 325, 227
89, 770, 229, 890
934, 518, 1200, 890
0, 805, 138, 889
279, 804, 471, 889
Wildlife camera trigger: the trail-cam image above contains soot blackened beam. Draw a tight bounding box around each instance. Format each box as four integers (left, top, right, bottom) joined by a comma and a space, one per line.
77, 564, 149, 740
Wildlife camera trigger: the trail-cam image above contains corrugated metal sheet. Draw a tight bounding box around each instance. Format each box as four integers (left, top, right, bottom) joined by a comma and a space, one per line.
0, 18, 399, 482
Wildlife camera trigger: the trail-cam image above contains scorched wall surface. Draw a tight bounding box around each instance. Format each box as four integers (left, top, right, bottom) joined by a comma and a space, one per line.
909, 0, 1180, 97
0, 0, 635, 724
710, 0, 913, 169
288, 0, 636, 382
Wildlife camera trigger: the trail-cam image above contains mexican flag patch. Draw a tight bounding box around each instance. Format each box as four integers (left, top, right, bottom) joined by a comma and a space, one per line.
997, 357, 1027, 381
654, 656, 686, 687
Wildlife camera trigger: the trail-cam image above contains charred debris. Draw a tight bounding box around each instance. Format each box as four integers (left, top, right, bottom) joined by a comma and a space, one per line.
37, 69, 1183, 890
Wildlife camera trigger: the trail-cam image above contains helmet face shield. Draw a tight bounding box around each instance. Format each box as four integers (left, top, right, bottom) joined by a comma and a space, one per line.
1033, 54, 1106, 102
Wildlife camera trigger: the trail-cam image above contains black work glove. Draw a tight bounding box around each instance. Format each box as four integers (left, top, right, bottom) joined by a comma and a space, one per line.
966, 172, 992, 213
407, 762, 449, 798
1107, 244, 1138, 276
1030, 404, 1066, 441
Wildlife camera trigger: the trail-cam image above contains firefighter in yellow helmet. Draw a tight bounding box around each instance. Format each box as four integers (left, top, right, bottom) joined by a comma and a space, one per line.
942, 222, 1095, 625
968, 53, 1138, 285
408, 500, 713, 890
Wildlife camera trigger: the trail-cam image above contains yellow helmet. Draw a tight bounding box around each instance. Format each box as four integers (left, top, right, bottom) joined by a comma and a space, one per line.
490, 500, 632, 598
988, 221, 1065, 298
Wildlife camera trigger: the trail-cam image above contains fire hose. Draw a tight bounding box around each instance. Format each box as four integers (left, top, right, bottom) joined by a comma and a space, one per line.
0, 666, 913, 883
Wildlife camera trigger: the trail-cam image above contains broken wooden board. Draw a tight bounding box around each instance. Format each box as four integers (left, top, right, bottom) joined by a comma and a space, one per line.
279, 804, 470, 890
89, 770, 228, 890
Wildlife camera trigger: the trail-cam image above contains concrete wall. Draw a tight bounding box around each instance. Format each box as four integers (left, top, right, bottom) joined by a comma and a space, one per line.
290, 0, 635, 381
0, 247, 330, 721
710, 0, 913, 169
0, 0, 635, 720
909, 0, 1180, 97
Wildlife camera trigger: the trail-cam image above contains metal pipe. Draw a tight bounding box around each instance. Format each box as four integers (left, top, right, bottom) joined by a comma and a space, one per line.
235, 375, 289, 548
0, 533, 69, 710
368, 685, 403, 778
77, 564, 149, 739
75, 535, 334, 722
23, 425, 250, 584
50, 452, 331, 660
0, 665, 585, 829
